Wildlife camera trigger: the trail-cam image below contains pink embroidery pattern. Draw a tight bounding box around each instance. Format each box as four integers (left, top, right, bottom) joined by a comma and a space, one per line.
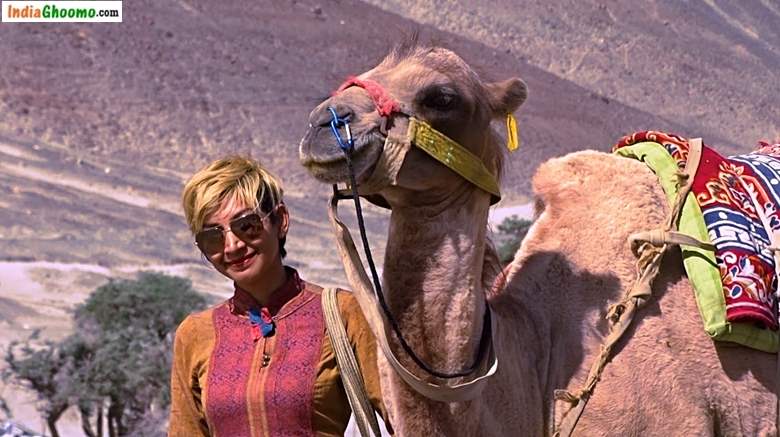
206, 303, 255, 436
204, 269, 325, 436
264, 290, 323, 436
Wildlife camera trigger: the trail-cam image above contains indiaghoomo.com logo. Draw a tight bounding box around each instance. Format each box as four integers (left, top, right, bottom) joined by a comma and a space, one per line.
2, 1, 122, 22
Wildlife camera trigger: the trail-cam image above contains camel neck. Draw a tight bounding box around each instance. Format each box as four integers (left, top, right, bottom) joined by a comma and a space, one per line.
382, 188, 491, 375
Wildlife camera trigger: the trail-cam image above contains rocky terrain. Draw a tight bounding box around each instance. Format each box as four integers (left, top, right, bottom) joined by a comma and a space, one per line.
0, 0, 777, 434
367, 0, 780, 147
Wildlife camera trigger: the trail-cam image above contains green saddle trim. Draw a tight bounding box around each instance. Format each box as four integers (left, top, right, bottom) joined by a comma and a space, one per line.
615, 141, 778, 353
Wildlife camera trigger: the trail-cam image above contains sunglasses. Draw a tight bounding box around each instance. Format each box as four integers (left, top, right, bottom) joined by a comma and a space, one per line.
195, 205, 278, 255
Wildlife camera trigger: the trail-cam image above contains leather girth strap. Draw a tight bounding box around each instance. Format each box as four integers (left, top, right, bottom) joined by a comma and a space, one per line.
322, 288, 382, 437
554, 138, 704, 436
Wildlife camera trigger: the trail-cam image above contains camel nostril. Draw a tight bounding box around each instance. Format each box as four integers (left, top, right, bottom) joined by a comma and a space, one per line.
313, 105, 355, 128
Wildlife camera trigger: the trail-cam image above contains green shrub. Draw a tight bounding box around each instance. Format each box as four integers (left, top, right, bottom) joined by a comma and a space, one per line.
496, 215, 533, 265
4, 272, 208, 437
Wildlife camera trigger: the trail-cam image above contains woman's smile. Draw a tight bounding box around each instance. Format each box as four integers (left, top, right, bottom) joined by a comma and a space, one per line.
227, 251, 257, 271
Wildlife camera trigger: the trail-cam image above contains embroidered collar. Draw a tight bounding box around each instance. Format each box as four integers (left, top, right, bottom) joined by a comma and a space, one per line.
229, 267, 307, 341
230, 267, 304, 318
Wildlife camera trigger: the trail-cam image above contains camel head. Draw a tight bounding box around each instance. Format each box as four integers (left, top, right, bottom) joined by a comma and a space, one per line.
299, 42, 527, 207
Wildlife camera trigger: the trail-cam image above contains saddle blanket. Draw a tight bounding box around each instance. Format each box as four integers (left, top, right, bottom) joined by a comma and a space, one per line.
615, 131, 780, 331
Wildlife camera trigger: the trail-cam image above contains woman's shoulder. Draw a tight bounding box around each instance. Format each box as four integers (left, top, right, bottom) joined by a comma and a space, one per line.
301, 280, 366, 325
302, 280, 359, 312
174, 301, 224, 344
331, 288, 370, 332
333, 288, 360, 313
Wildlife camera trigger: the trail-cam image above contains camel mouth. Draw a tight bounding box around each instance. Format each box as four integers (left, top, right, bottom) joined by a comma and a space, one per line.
299, 125, 386, 184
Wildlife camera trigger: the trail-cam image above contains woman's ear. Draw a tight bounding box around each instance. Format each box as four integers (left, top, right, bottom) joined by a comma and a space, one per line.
486, 78, 528, 117
276, 203, 289, 239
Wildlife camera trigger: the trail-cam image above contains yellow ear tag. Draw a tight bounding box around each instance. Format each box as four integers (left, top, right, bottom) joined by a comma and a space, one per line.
506, 113, 519, 152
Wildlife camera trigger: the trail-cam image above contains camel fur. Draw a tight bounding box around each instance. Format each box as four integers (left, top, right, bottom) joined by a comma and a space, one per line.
298, 41, 776, 436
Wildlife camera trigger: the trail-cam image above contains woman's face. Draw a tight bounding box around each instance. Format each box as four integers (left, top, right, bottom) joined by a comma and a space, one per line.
201, 196, 288, 286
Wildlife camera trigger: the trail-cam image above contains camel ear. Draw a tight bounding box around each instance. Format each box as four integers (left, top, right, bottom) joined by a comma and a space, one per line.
486, 78, 527, 117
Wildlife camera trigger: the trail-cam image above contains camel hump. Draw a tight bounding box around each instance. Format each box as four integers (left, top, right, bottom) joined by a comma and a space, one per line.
532, 150, 655, 211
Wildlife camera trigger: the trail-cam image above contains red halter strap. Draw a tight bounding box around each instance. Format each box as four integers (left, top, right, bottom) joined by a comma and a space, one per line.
334, 76, 401, 117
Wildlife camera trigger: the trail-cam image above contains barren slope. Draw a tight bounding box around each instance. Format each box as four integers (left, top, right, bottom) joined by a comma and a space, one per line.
362, 0, 780, 149
0, 0, 718, 214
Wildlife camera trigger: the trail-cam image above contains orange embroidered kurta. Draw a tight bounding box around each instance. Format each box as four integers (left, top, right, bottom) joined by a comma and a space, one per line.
168, 268, 389, 436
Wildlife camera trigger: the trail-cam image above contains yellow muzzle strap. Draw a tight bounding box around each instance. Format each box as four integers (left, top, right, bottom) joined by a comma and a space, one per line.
334, 75, 519, 205
408, 117, 502, 204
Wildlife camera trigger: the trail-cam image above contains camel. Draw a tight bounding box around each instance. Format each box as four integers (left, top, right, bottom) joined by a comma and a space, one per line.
298, 42, 776, 436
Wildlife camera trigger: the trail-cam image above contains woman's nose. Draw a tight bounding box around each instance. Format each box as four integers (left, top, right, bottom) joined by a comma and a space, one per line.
223, 229, 245, 252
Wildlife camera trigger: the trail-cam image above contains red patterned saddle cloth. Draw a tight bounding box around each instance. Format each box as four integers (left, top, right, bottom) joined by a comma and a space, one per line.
615, 131, 780, 330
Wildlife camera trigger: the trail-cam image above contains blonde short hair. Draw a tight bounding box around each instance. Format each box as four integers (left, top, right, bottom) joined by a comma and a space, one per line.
182, 156, 284, 235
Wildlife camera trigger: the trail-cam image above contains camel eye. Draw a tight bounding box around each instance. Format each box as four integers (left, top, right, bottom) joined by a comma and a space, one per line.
420, 86, 460, 111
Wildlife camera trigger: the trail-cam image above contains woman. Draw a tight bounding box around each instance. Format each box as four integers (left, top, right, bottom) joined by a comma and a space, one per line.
169, 156, 389, 436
